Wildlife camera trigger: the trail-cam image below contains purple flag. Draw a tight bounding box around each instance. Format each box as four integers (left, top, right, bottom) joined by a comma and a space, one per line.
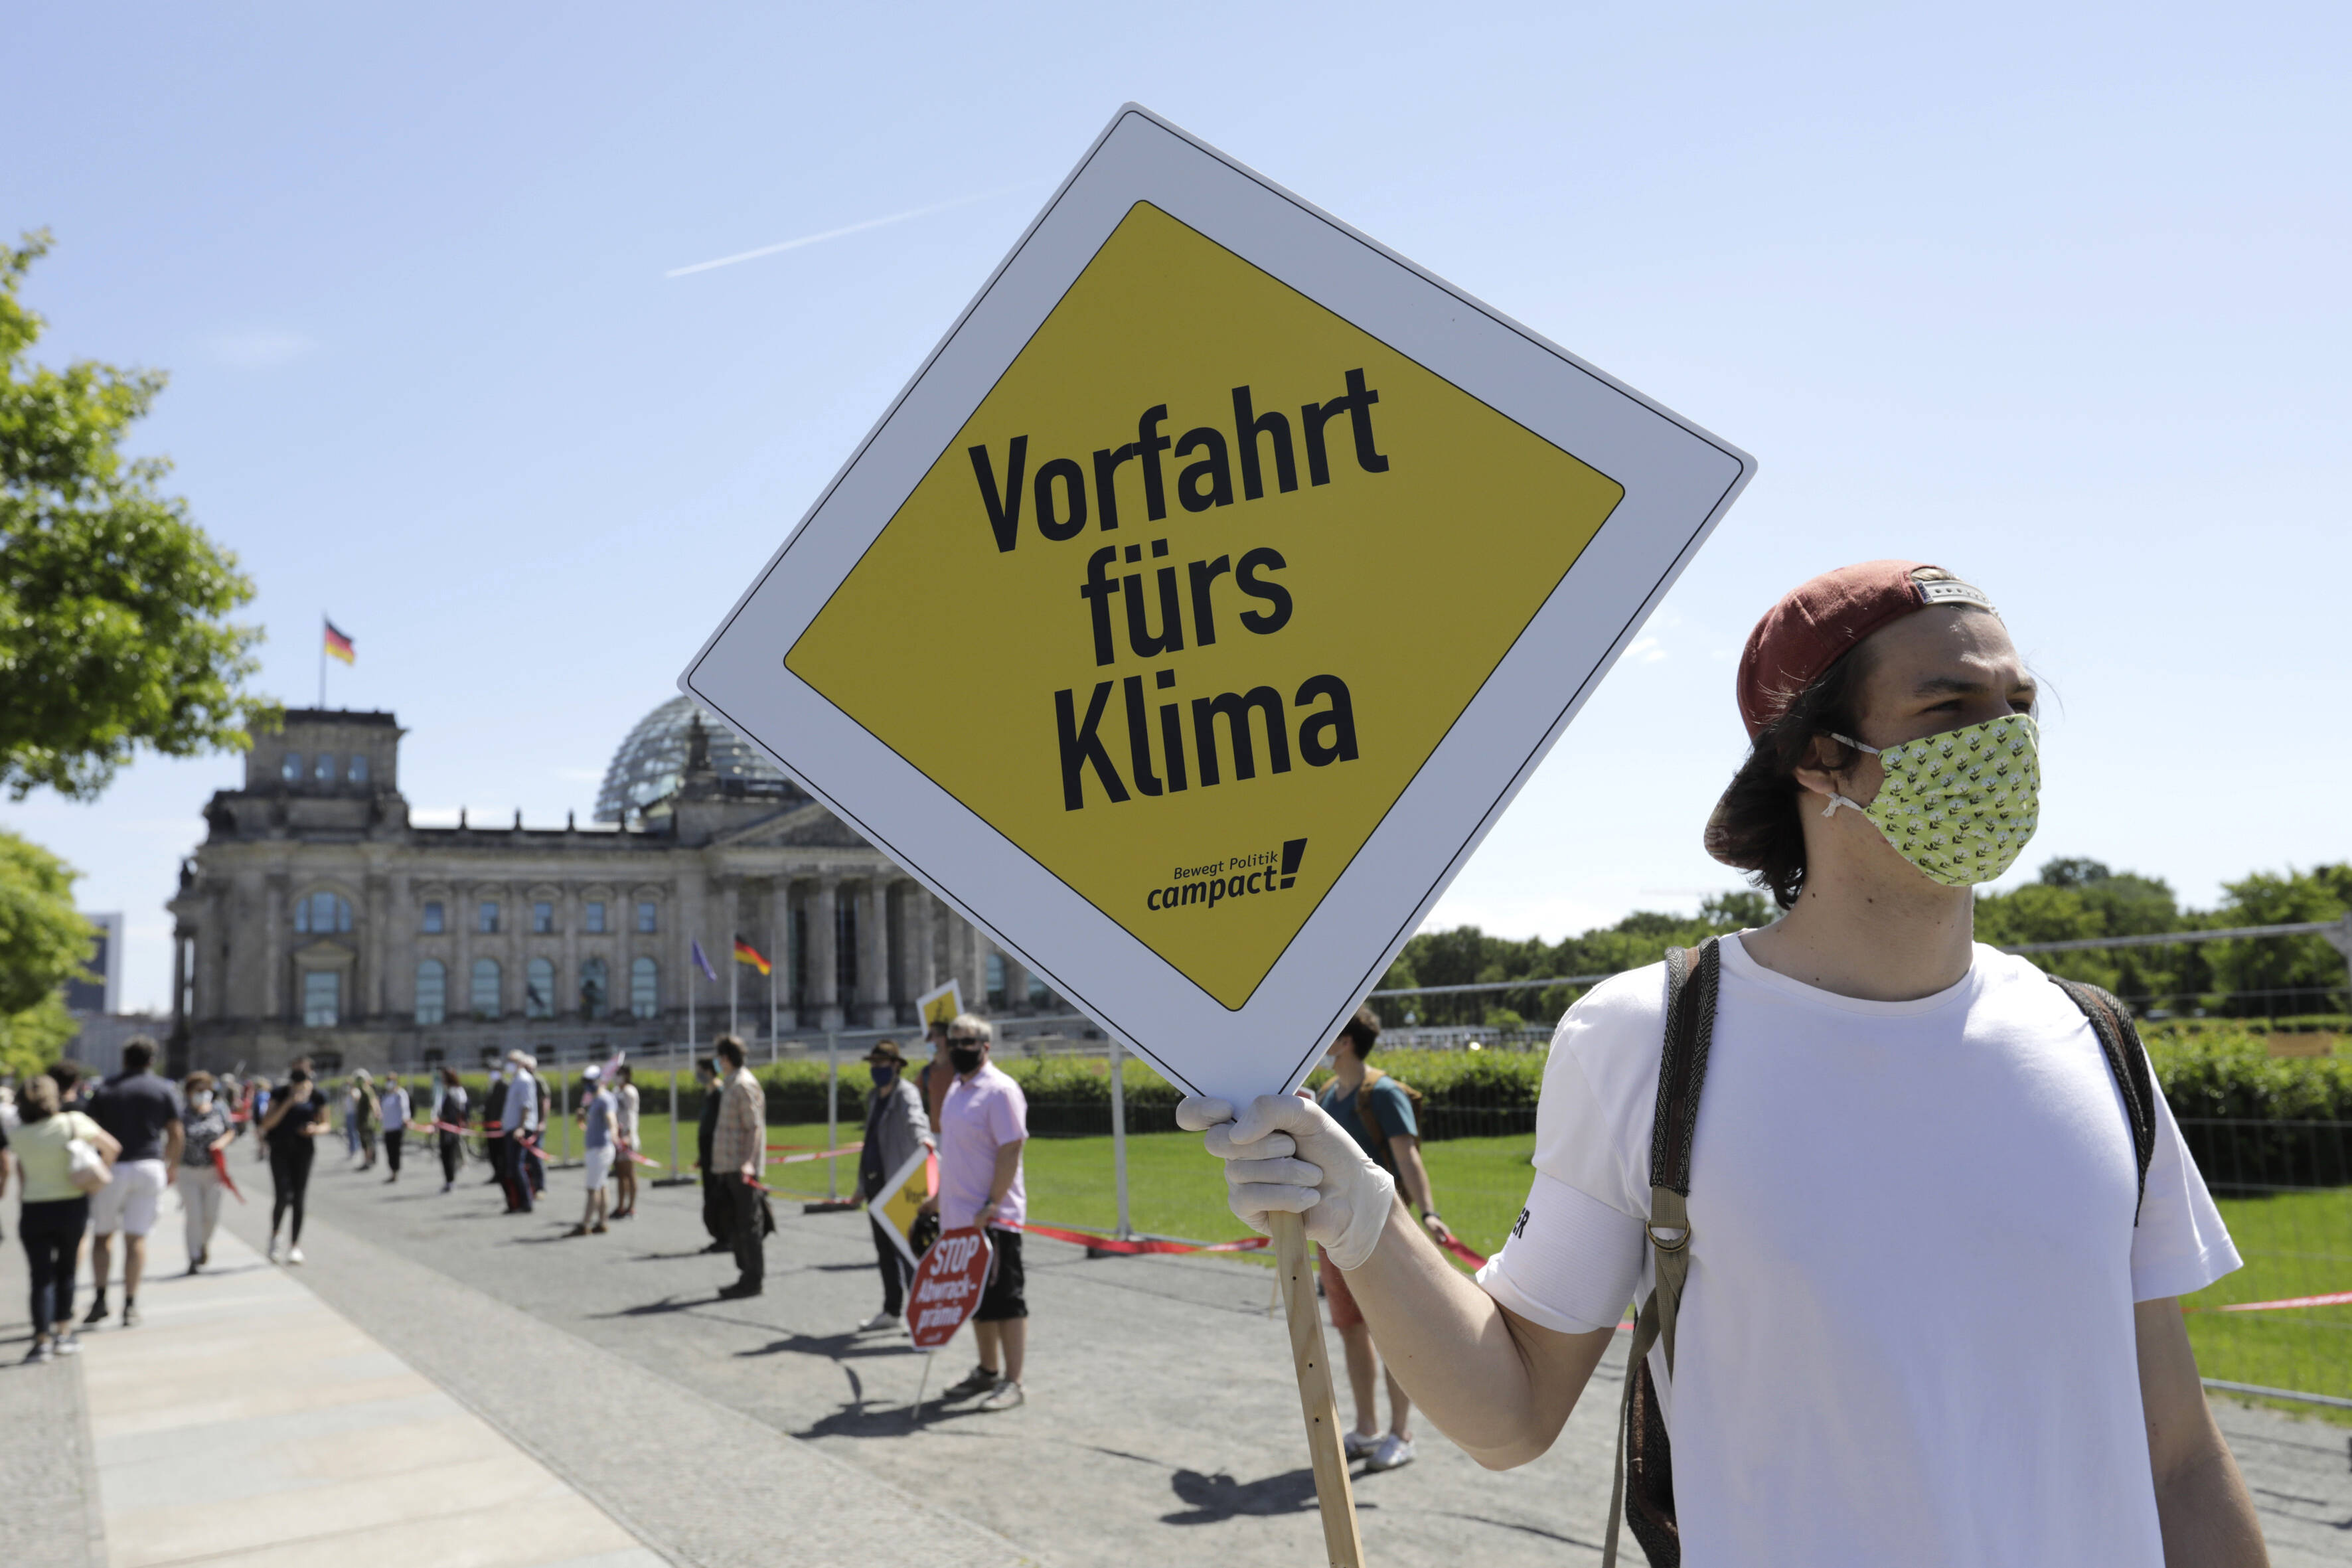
690, 939, 718, 981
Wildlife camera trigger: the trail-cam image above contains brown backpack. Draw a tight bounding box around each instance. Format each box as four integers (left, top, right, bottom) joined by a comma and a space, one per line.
1332, 1065, 1424, 1171
1605, 938, 2159, 1567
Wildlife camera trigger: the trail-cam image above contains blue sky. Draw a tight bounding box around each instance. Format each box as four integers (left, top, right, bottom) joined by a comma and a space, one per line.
6, 3, 2347, 1012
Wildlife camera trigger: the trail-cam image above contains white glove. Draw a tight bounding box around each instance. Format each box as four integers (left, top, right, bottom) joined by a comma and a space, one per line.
1176, 1093, 1397, 1271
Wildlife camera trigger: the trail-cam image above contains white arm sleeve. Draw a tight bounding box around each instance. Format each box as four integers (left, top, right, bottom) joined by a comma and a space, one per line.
1476, 1172, 1645, 1334
2129, 1089, 2242, 1302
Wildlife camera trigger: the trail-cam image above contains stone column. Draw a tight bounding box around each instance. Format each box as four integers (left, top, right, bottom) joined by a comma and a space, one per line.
364, 871, 390, 1020
264, 874, 287, 1025
770, 879, 798, 1033
810, 874, 842, 1031
455, 884, 474, 1020
854, 878, 890, 1027
562, 881, 582, 1021
386, 872, 414, 1020
910, 884, 937, 1002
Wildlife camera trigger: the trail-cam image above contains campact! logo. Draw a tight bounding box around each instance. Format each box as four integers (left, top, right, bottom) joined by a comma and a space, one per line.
1145, 838, 1308, 913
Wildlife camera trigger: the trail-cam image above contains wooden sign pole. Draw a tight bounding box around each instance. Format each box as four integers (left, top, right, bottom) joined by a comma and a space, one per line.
1270, 1210, 1366, 1567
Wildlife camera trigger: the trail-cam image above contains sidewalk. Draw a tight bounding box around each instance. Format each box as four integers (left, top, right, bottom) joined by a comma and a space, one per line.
66, 1207, 666, 1568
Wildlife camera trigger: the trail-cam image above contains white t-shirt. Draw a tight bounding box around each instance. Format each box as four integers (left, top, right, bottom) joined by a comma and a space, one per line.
937, 1063, 1027, 1231
1476, 933, 2238, 1568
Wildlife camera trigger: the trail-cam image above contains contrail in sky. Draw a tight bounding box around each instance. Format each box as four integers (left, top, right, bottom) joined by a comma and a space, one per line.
664, 181, 1045, 278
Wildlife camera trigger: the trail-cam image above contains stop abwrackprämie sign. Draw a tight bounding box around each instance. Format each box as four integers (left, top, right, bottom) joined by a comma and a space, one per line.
680, 105, 1754, 1106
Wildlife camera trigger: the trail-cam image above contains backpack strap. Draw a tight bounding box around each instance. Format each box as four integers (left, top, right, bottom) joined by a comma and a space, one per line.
1604, 935, 1721, 1568
1353, 1067, 1394, 1172
2049, 977, 2157, 1223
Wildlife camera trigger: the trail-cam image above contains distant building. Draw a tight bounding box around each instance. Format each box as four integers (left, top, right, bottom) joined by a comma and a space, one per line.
167, 704, 1057, 1076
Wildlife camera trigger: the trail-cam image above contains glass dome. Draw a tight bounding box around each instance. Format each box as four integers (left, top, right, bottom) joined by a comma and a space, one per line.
594, 696, 798, 823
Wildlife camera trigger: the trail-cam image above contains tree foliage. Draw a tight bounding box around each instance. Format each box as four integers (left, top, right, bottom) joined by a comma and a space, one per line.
0, 829, 93, 1075
1, 229, 271, 800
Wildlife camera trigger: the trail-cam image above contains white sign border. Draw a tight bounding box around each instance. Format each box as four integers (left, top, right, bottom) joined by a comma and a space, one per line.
682, 104, 1754, 1107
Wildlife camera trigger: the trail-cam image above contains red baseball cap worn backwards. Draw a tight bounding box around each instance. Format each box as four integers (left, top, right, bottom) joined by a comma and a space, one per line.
1731, 560, 1996, 740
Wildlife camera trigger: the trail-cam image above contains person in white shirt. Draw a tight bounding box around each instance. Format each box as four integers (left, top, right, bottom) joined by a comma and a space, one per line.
918, 1015, 1029, 1413
497, 1054, 538, 1214
378, 1075, 410, 1183
1181, 561, 2264, 1566
610, 1063, 641, 1221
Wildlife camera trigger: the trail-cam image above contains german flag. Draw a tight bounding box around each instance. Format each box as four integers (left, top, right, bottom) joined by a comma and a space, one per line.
323, 619, 356, 665
732, 935, 771, 976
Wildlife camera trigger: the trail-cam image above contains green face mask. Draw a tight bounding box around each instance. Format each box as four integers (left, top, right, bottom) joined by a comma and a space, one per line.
1826, 712, 2040, 887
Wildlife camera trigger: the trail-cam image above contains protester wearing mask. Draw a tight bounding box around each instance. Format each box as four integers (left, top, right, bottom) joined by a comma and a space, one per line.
177, 1071, 238, 1271
571, 1065, 617, 1237
1180, 562, 2260, 1567
921, 1015, 1030, 1411
847, 1040, 933, 1332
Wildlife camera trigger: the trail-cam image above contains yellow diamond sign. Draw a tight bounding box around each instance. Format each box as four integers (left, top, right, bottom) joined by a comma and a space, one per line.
682, 106, 1751, 1102
788, 202, 1623, 1007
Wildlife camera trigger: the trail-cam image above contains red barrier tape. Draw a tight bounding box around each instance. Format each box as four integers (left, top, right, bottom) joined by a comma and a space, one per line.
1020, 1222, 1269, 1256
2188, 1289, 2352, 1313
208, 1144, 245, 1205
769, 1143, 862, 1166
1437, 1234, 1488, 1269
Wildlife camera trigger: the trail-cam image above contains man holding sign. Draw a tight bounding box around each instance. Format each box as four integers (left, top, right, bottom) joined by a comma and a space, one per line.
1181, 563, 2264, 1567
848, 1040, 933, 1332
919, 1016, 1030, 1412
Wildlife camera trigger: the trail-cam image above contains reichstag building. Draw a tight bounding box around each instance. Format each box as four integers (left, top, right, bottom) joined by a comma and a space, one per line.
167, 700, 1051, 1075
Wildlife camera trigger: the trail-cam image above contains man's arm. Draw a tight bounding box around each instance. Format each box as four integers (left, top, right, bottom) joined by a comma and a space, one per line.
988, 1137, 1024, 1211
1386, 1132, 1452, 1242
1346, 1196, 1614, 1467
163, 1117, 185, 1182
2136, 1298, 2267, 1565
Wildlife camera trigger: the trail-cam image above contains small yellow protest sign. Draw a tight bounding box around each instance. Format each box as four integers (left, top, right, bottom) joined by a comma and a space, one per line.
788, 203, 1622, 1007
917, 979, 963, 1031
682, 106, 1751, 1105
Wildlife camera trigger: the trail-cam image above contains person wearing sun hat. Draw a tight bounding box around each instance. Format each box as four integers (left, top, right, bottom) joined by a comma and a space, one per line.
1178, 561, 2263, 1566
846, 1039, 933, 1333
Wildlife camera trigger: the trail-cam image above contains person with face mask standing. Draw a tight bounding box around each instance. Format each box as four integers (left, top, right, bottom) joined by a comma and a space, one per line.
920, 1016, 1030, 1412
847, 1040, 933, 1333
1180, 562, 2263, 1568
496, 1052, 538, 1214
177, 1071, 238, 1272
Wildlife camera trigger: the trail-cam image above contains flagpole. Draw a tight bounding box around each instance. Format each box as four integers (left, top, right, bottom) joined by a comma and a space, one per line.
318, 614, 327, 708
730, 935, 740, 1040
768, 965, 777, 1065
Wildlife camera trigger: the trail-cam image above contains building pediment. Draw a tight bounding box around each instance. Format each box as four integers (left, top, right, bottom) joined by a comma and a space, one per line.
709, 801, 872, 850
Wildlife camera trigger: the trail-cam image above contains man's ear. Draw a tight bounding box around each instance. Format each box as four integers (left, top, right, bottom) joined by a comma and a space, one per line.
1789, 733, 1851, 806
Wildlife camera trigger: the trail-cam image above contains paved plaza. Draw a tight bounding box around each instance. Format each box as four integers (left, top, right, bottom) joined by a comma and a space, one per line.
3, 1149, 2347, 1565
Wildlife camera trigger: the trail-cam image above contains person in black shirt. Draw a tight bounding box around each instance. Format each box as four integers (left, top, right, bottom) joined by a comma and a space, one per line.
433, 1066, 470, 1192
694, 1058, 730, 1254
260, 1068, 330, 1263
86, 1039, 183, 1328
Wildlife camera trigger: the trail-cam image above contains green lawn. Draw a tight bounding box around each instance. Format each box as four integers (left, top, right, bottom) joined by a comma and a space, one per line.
615, 1105, 2351, 1417
2183, 1184, 2352, 1421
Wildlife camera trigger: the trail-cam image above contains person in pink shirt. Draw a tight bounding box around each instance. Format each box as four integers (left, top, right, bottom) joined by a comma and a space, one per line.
919, 1014, 1029, 1412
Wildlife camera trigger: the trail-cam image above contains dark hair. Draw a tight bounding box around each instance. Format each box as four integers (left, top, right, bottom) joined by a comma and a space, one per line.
1340, 1004, 1381, 1059
46, 1060, 86, 1093
441, 1065, 461, 1086
1704, 644, 1875, 909
122, 1038, 157, 1073
714, 1036, 745, 1069
696, 1057, 717, 1077
19, 1074, 60, 1121
613, 1063, 631, 1082
183, 1070, 215, 1095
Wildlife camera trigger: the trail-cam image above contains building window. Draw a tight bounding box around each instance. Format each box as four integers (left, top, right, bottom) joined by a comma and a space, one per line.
315, 753, 337, 783
630, 956, 658, 1019
422, 900, 445, 934
293, 891, 353, 934
986, 952, 1007, 1010
584, 900, 606, 934
525, 957, 556, 1020
302, 969, 341, 1027
478, 901, 499, 934
580, 957, 609, 1019
532, 900, 554, 934
635, 900, 657, 933
471, 958, 501, 1018
1028, 972, 1052, 1007
281, 752, 302, 781
416, 960, 447, 1026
